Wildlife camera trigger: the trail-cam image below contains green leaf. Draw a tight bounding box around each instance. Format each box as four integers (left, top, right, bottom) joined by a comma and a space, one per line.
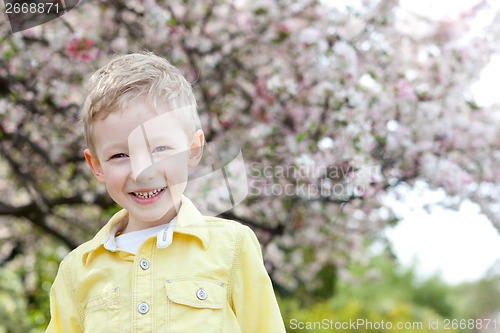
296, 132, 306, 143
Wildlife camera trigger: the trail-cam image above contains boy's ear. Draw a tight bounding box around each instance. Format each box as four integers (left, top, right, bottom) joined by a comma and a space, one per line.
84, 149, 106, 183
188, 130, 205, 168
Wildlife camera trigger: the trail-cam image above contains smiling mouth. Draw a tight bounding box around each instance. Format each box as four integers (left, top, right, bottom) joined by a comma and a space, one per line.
130, 186, 167, 199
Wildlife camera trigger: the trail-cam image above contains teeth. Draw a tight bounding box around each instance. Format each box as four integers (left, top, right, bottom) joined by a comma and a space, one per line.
133, 187, 165, 199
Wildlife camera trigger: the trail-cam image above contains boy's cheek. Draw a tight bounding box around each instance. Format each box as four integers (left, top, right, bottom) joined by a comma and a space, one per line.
102, 166, 130, 183
166, 181, 187, 205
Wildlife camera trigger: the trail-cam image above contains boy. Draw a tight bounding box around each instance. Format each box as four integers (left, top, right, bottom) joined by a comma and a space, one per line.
46, 52, 286, 333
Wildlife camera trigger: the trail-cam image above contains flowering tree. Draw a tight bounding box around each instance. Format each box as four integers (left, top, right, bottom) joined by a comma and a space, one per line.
1, 0, 500, 321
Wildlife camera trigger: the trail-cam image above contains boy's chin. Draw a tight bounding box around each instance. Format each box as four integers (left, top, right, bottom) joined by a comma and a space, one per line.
133, 205, 179, 223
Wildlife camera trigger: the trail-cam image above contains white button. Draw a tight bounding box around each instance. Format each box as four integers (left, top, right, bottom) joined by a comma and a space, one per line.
196, 288, 207, 300
140, 259, 150, 270
138, 302, 149, 314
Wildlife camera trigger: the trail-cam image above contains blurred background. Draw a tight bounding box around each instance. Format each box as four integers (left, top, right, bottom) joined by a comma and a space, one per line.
1, 0, 500, 332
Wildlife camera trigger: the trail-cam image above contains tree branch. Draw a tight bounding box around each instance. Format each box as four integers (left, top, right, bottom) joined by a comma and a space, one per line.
219, 211, 285, 235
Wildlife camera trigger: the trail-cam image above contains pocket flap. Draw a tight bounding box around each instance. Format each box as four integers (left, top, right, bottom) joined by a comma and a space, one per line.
87, 287, 120, 311
165, 278, 226, 309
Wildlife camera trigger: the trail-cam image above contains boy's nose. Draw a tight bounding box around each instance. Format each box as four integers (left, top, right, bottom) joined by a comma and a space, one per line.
133, 163, 157, 182
128, 125, 154, 181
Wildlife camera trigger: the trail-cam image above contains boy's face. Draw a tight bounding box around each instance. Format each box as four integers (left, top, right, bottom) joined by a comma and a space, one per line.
84, 97, 204, 232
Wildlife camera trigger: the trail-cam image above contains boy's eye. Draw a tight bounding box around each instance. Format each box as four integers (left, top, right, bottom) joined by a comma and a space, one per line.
109, 153, 128, 160
152, 146, 171, 153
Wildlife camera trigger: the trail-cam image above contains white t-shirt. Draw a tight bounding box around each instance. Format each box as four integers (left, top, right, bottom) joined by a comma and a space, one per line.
114, 219, 176, 254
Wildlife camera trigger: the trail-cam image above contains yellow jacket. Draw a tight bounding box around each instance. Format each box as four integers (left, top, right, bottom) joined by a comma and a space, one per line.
46, 196, 286, 333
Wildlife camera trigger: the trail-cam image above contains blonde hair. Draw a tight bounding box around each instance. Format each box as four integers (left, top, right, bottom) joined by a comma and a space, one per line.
81, 51, 201, 154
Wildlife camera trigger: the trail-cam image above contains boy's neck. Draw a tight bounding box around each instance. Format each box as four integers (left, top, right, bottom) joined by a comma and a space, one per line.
119, 203, 180, 235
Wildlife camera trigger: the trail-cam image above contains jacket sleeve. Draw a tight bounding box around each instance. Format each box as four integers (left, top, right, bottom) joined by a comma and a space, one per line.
230, 226, 286, 333
45, 259, 84, 333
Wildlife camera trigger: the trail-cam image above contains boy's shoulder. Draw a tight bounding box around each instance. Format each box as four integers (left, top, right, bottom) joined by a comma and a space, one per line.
60, 230, 109, 268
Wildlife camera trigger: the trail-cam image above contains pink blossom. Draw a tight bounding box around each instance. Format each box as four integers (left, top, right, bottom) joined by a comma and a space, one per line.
396, 79, 417, 101
65, 37, 100, 62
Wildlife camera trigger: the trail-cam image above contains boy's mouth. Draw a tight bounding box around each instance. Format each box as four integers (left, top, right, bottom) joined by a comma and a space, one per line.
130, 186, 167, 199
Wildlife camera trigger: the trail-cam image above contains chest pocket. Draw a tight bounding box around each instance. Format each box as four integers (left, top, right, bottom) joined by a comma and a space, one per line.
84, 287, 121, 333
165, 278, 226, 333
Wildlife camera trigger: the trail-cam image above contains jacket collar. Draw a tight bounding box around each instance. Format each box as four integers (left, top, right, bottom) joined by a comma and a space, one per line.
81, 195, 210, 266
